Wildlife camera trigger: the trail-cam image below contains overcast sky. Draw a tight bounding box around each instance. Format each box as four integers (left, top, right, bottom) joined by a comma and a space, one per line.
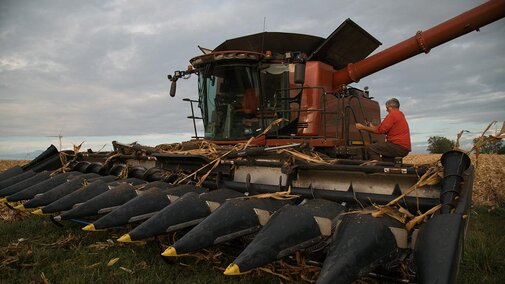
0, 0, 504, 156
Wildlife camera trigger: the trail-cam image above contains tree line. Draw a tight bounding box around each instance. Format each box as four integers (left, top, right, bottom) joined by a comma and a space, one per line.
427, 136, 505, 154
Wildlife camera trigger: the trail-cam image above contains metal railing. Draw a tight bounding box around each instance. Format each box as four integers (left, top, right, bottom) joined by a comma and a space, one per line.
182, 98, 203, 139
268, 86, 369, 145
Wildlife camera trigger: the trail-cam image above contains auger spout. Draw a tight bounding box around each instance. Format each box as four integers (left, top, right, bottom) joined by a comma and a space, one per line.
333, 0, 505, 89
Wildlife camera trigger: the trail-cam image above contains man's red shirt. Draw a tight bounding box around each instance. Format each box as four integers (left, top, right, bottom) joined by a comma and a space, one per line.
374, 109, 411, 151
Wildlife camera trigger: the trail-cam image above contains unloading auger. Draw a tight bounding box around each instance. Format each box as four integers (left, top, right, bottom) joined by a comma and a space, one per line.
1, 1, 504, 283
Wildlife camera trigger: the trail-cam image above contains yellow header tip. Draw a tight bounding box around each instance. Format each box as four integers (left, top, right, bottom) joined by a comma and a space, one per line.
82, 224, 97, 231
223, 263, 241, 275
32, 209, 44, 215
117, 234, 132, 243
161, 247, 177, 257
14, 204, 25, 210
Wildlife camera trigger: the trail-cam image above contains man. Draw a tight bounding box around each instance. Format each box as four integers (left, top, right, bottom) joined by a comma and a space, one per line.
355, 98, 411, 161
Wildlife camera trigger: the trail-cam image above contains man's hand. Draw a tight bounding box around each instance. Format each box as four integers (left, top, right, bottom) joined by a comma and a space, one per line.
355, 122, 376, 133
355, 123, 366, 130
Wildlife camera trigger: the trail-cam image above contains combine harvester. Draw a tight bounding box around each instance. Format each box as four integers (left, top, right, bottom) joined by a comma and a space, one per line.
1, 1, 504, 283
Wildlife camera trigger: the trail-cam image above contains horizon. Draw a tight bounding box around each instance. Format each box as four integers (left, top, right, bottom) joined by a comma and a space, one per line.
0, 121, 502, 159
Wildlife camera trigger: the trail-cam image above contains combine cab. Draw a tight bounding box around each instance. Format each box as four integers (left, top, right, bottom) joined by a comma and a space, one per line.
1, 1, 504, 283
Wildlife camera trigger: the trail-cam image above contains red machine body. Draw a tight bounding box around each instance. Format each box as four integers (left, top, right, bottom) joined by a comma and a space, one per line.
170, 0, 505, 159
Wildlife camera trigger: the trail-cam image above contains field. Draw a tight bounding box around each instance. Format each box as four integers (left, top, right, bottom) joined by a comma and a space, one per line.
1, 154, 504, 283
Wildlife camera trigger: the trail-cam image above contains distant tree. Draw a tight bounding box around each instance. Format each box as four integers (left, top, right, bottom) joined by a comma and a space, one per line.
427, 136, 455, 154
498, 145, 505, 155
473, 137, 505, 154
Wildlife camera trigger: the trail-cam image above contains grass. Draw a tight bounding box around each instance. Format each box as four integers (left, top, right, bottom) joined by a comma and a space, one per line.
0, 216, 278, 284
458, 204, 505, 284
1, 205, 504, 283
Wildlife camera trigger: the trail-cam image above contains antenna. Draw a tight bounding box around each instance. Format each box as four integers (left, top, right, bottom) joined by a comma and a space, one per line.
261, 17, 267, 54
47, 129, 64, 151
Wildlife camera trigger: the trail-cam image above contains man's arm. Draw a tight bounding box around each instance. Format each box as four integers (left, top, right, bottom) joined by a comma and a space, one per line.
355, 122, 377, 133
357, 112, 395, 135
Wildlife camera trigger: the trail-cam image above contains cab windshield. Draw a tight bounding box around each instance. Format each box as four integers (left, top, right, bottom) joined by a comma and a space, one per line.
198, 63, 296, 140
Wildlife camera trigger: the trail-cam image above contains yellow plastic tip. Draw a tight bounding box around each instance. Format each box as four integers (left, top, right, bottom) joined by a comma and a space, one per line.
117, 234, 132, 243
82, 224, 97, 231
161, 247, 177, 257
224, 263, 241, 275
0, 197, 7, 203
32, 209, 44, 215
14, 204, 25, 210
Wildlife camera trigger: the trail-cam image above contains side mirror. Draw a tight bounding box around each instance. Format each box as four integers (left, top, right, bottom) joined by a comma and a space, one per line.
168, 67, 195, 97
168, 74, 177, 97
170, 80, 177, 97
294, 63, 305, 85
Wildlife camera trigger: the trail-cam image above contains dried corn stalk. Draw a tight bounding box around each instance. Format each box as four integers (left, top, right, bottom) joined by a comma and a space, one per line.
254, 252, 321, 283
280, 149, 330, 164
367, 164, 443, 229
239, 186, 300, 201
51, 141, 84, 176
177, 119, 293, 186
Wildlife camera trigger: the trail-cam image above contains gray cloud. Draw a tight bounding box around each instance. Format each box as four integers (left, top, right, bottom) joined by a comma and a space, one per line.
0, 0, 504, 152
